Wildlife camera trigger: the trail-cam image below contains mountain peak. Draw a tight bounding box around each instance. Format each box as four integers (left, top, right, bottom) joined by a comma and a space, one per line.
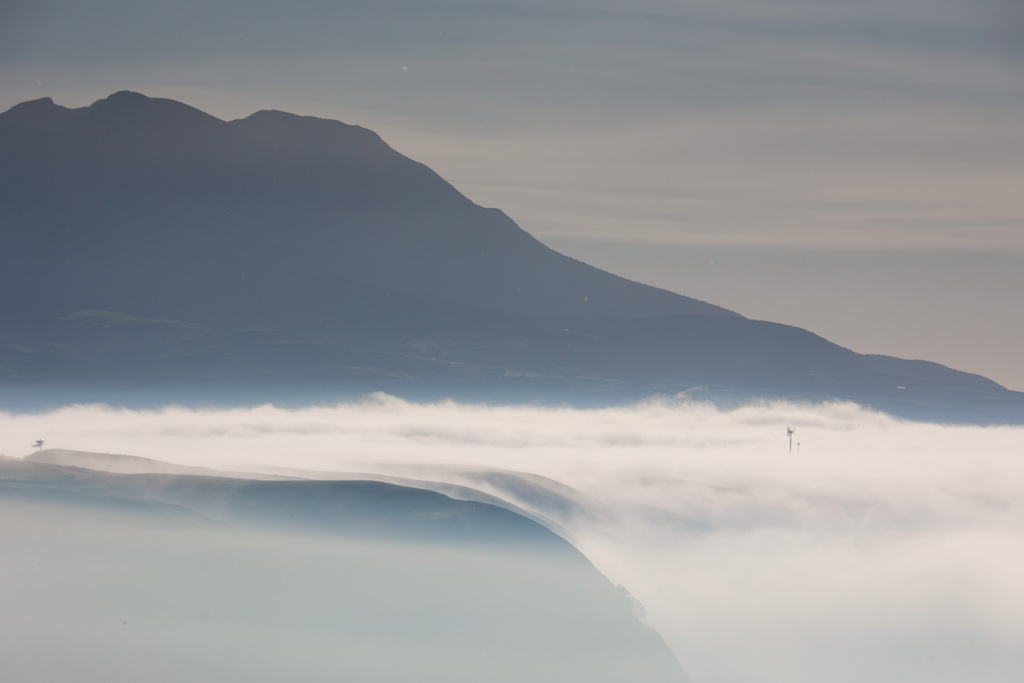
15, 95, 56, 109
0, 96, 67, 126
84, 90, 225, 130
231, 108, 387, 152
103, 89, 149, 103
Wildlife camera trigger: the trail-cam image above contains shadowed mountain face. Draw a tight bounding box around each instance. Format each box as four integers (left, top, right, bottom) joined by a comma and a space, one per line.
0, 453, 689, 683
0, 91, 727, 324
1, 92, 1021, 422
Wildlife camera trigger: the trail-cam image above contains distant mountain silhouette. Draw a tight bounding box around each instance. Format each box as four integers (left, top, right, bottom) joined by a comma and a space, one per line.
0, 91, 728, 323
1, 92, 1021, 423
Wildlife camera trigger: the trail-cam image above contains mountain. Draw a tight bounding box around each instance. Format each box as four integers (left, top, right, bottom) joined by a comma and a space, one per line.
0, 91, 727, 323
1, 453, 688, 682
1, 91, 1021, 423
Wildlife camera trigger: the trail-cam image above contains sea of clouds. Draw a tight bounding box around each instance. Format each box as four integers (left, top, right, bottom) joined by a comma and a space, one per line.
3, 394, 1023, 683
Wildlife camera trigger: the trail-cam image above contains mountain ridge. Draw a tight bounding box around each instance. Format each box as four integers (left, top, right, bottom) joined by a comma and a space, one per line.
1, 92, 1021, 423
0, 91, 734, 322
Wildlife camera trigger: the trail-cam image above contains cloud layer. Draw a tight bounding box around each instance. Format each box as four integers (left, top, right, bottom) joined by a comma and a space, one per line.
4, 394, 1024, 682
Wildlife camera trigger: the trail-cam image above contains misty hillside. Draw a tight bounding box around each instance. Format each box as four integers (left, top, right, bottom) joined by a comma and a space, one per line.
0, 453, 688, 683
1, 92, 1021, 423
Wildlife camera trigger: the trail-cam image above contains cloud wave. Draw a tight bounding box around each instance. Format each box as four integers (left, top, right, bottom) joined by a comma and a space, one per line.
3, 394, 1024, 683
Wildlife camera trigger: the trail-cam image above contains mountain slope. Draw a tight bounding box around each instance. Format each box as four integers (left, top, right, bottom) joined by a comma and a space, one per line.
0, 91, 732, 326
1, 92, 1021, 423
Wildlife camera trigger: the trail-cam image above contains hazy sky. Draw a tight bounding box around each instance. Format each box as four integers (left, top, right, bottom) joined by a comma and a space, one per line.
4, 395, 1023, 682
1, 0, 1022, 388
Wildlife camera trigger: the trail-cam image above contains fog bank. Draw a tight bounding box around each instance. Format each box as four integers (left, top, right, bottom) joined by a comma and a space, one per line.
4, 395, 1023, 683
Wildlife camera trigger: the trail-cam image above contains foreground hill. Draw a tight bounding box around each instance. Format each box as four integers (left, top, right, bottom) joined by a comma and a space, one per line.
1, 452, 687, 682
1, 92, 1020, 423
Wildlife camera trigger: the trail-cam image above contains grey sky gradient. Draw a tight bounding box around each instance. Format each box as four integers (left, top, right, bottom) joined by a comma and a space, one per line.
1, 0, 1022, 387
3, 396, 1023, 682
